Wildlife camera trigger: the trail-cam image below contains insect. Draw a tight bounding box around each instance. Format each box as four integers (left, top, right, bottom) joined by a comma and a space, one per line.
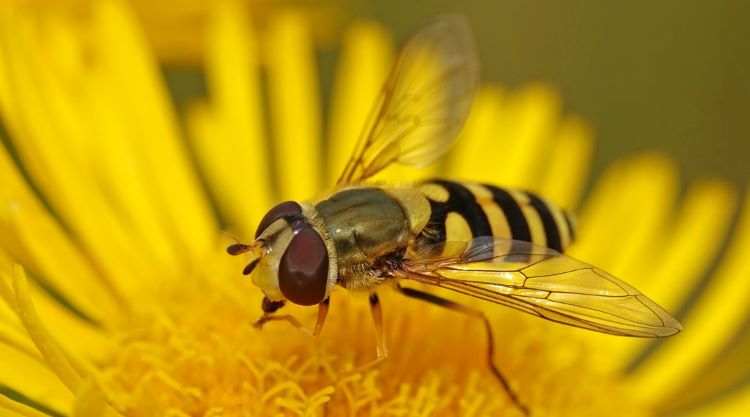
228, 17, 681, 415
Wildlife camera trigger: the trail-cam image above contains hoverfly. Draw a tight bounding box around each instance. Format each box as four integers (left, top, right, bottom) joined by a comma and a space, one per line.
228, 17, 681, 415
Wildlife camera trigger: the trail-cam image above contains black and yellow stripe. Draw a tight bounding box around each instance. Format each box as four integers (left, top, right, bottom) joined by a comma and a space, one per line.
418, 179, 576, 253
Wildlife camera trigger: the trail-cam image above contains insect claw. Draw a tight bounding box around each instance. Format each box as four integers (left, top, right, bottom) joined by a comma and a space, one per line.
252, 316, 268, 330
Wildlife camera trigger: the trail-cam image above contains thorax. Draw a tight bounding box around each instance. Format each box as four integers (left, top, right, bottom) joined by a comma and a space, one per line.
313, 187, 413, 290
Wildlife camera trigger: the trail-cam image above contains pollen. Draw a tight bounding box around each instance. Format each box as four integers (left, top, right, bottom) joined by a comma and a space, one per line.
88, 259, 649, 417
93, 270, 328, 416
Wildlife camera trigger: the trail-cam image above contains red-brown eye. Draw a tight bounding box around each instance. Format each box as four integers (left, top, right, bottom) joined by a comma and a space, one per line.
278, 227, 329, 306
255, 201, 302, 238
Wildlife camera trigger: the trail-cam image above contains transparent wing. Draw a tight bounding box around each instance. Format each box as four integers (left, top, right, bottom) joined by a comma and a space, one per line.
337, 17, 479, 184
400, 237, 682, 337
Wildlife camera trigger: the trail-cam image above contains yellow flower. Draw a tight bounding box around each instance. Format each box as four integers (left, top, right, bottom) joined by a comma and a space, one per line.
19, 0, 348, 64
1, 1, 748, 416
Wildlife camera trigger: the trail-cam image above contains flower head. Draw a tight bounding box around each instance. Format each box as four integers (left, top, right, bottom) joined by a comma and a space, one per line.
1, 1, 749, 416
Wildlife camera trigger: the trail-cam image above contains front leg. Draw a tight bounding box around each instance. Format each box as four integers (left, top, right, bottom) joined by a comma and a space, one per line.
253, 314, 314, 336
253, 296, 330, 338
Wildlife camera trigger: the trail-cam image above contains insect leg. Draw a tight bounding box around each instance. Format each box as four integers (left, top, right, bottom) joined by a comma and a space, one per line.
254, 297, 331, 338
395, 284, 530, 416
253, 314, 313, 336
313, 297, 330, 339
369, 293, 388, 358
338, 293, 389, 378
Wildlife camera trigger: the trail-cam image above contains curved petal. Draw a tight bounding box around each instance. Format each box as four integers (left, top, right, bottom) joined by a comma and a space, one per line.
625, 187, 750, 406
580, 178, 737, 373
446, 85, 505, 182
0, 394, 55, 417
673, 383, 750, 417
0, 146, 123, 323
537, 116, 594, 210
491, 84, 561, 190
267, 11, 323, 200
327, 21, 393, 184
12, 266, 82, 392
92, 0, 217, 259
189, 0, 273, 236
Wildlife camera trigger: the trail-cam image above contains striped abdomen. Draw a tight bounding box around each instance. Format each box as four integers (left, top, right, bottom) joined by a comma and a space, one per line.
417, 179, 576, 253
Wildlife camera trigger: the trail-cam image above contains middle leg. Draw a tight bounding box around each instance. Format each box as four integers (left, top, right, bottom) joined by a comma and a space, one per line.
339, 293, 389, 377
395, 284, 529, 416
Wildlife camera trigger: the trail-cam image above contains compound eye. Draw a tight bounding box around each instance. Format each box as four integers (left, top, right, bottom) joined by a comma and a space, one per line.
278, 227, 329, 306
255, 201, 302, 238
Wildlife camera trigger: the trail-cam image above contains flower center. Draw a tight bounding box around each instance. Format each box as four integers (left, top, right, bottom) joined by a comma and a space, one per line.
96, 259, 649, 416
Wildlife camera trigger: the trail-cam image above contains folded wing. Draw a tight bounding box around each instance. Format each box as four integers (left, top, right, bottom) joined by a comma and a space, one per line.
401, 237, 682, 337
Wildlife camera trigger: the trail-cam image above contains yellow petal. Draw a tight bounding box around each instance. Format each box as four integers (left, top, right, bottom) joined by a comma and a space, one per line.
675, 384, 750, 417
92, 0, 217, 259
571, 152, 678, 276
0, 253, 40, 359
0, 308, 39, 363
607, 155, 678, 286
0, 6, 155, 300
0, 12, 10, 122
667, 296, 750, 412
625, 187, 750, 406
0, 341, 72, 415
570, 153, 680, 370
0, 394, 54, 417
32, 289, 112, 367
0, 145, 122, 322
191, 0, 272, 236
72, 378, 123, 417
12, 265, 82, 393
537, 116, 594, 210
82, 71, 182, 272
588, 179, 737, 373
327, 21, 393, 183
644, 179, 737, 310
266, 11, 322, 200
492, 84, 561, 190
1, 259, 111, 370
447, 86, 506, 183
